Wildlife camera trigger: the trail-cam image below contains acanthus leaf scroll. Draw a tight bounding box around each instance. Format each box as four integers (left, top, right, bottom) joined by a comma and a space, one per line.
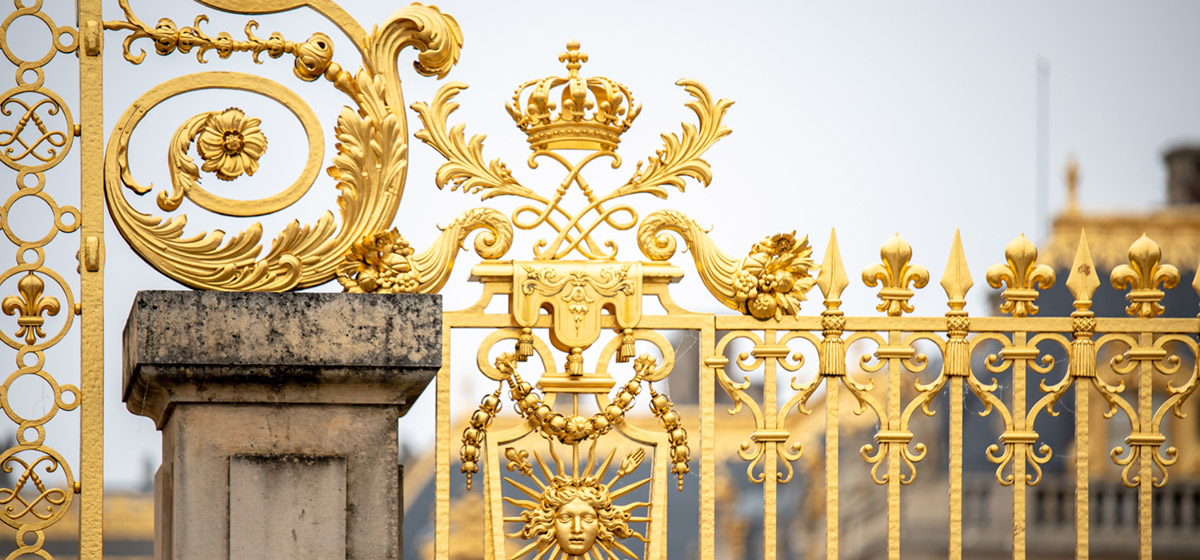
103, 1, 469, 291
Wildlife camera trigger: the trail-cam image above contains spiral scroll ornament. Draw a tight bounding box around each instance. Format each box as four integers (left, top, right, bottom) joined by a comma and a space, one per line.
103, 1, 465, 290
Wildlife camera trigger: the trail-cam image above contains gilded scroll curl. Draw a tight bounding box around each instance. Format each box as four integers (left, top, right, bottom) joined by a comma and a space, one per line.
638, 210, 815, 319
104, 3, 463, 290
336, 207, 512, 294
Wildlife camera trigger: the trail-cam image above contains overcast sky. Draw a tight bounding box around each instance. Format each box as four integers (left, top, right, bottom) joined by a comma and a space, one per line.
6, 1, 1200, 488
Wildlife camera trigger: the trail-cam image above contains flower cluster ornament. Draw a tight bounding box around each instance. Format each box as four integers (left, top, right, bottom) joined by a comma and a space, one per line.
195, 108, 267, 181
336, 228, 418, 294
734, 232, 817, 320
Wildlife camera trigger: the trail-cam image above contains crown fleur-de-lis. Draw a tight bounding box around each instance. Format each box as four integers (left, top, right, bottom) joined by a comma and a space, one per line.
862, 233, 929, 316
986, 234, 1055, 317
559, 39, 587, 74
2, 272, 61, 346
1110, 234, 1179, 318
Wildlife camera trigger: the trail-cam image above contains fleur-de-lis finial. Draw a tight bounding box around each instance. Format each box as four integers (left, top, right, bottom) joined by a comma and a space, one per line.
862, 233, 929, 316
1110, 234, 1179, 318
816, 229, 848, 312
1065, 229, 1099, 312
940, 230, 973, 312
1, 272, 61, 346
986, 234, 1055, 317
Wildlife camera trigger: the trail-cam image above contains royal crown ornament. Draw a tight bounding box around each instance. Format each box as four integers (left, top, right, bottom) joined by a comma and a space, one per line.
506, 40, 641, 152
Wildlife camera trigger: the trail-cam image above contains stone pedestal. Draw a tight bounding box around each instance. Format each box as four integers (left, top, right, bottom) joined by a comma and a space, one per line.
123, 291, 440, 560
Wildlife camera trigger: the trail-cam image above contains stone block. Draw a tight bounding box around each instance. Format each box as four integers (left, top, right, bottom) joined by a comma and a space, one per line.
123, 290, 441, 428
122, 290, 442, 560
229, 455, 347, 559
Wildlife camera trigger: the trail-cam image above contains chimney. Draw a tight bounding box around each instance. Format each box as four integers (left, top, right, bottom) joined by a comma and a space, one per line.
1164, 146, 1200, 204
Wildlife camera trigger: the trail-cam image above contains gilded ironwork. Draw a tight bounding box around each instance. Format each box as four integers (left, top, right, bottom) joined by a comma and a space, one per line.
0, 0, 97, 557
4, 1, 1198, 559
102, 0, 465, 290
413, 42, 732, 261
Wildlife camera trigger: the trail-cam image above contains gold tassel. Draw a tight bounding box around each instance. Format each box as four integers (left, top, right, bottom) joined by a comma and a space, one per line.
566, 348, 584, 376
516, 328, 533, 361
618, 328, 635, 362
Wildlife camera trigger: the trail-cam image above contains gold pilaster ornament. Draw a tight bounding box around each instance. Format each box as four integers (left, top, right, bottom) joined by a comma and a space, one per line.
0, 0, 89, 555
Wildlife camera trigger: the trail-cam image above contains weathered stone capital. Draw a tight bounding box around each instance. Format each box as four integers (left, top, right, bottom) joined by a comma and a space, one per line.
123, 290, 441, 428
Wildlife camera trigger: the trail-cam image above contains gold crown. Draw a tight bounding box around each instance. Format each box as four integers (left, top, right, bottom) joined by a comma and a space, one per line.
506, 40, 641, 151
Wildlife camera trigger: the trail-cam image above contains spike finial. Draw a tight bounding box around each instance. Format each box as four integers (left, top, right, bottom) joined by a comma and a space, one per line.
1065, 229, 1100, 311
817, 229, 848, 311
940, 230, 973, 313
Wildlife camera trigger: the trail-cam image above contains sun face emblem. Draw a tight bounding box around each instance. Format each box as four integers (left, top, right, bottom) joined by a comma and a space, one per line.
506, 442, 650, 559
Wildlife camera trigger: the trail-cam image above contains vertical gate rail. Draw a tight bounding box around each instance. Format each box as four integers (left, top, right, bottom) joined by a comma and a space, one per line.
0, 0, 103, 558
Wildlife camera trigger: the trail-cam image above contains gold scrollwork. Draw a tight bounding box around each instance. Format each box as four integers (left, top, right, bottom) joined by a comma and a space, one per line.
638, 210, 817, 320
336, 208, 512, 294
413, 45, 732, 261
103, 2, 463, 290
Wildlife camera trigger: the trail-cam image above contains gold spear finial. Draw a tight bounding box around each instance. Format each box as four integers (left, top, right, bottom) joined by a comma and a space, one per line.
817, 229, 848, 311
1065, 229, 1100, 311
940, 229, 973, 312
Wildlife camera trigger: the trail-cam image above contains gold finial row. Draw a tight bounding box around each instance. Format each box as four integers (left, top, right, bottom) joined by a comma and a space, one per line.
845, 230, 1190, 319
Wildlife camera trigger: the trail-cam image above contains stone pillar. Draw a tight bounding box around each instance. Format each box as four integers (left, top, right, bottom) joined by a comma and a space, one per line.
123, 291, 440, 560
